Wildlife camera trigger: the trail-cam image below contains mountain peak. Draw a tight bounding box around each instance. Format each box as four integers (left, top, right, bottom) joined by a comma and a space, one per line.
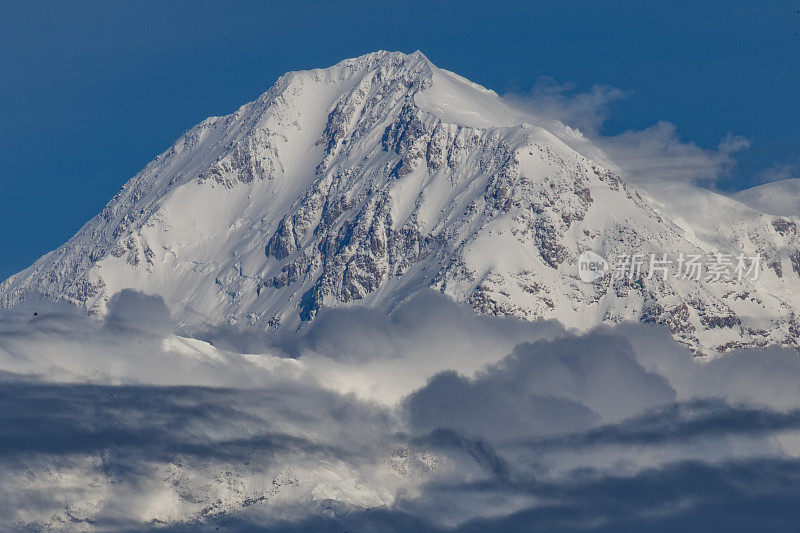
290, 50, 435, 91
2, 53, 800, 356
344, 49, 432, 68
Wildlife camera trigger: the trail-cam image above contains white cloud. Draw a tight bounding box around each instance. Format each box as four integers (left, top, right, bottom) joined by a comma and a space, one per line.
503, 79, 750, 187
503, 78, 626, 134
599, 123, 749, 186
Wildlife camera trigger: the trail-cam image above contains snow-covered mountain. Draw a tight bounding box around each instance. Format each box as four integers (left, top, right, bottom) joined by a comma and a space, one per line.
2, 51, 799, 355
734, 178, 800, 217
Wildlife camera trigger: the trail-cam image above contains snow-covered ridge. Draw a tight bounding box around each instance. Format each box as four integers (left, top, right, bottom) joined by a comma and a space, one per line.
2, 51, 800, 355
734, 178, 800, 217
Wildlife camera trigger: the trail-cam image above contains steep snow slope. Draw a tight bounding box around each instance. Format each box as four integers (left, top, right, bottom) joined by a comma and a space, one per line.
734, 178, 800, 217
2, 51, 800, 355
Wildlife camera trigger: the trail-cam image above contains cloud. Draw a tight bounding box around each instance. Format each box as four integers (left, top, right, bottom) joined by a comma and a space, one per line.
598, 124, 749, 186
503, 78, 626, 134
404, 333, 676, 443
503, 79, 750, 188
4, 291, 800, 530
405, 369, 599, 442
529, 400, 800, 451
0, 290, 305, 387
197, 292, 568, 405
413, 457, 800, 533
103, 288, 174, 335
0, 380, 402, 530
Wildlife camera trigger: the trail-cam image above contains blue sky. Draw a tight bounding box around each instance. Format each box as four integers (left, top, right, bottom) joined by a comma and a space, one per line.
1, 0, 798, 279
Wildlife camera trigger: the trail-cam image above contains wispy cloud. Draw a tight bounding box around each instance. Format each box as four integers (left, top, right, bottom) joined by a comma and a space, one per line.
504, 79, 750, 188
503, 78, 626, 134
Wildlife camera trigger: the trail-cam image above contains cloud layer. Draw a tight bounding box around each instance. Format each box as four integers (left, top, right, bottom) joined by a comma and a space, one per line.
2, 291, 800, 531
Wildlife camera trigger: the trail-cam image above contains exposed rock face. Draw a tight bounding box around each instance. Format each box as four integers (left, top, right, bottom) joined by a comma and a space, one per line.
2, 51, 800, 355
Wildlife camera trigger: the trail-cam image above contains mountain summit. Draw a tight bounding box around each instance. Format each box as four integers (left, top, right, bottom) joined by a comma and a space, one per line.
2, 51, 799, 354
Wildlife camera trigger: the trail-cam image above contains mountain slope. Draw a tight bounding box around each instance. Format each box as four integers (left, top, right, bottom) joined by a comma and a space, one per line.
734, 178, 800, 217
2, 51, 800, 355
